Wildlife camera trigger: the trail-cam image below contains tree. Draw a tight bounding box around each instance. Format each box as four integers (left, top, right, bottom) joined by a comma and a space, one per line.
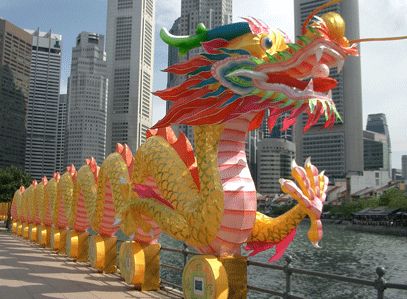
379, 187, 407, 208
0, 166, 32, 231
0, 166, 33, 203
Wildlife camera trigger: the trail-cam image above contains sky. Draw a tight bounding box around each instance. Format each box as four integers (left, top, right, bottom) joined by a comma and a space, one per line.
1, 0, 406, 169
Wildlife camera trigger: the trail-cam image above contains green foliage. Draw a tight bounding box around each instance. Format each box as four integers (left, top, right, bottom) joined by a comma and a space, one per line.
327, 187, 407, 219
384, 188, 407, 210
271, 203, 296, 216
329, 200, 363, 219
328, 197, 379, 219
0, 166, 33, 203
360, 196, 380, 209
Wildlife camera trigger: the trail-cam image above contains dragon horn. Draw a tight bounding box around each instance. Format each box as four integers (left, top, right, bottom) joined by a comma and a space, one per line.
160, 23, 209, 57
160, 22, 252, 57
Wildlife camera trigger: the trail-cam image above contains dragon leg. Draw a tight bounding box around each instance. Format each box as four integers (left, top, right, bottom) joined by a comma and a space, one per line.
120, 124, 225, 247
125, 197, 192, 244
248, 206, 306, 243
245, 159, 328, 261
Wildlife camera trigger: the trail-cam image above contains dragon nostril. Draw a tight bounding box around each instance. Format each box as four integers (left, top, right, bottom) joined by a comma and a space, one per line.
312, 63, 330, 78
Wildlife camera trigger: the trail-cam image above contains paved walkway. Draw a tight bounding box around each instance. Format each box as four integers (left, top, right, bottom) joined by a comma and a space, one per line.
0, 224, 184, 299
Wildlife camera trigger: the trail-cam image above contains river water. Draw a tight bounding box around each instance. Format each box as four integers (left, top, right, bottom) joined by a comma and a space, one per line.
156, 221, 407, 299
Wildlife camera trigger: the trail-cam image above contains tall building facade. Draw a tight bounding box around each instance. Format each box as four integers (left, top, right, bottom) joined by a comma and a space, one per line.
0, 19, 32, 170
257, 108, 294, 192
105, 0, 155, 156
402, 155, 407, 180
363, 130, 389, 171
259, 110, 293, 141
56, 94, 68, 173
67, 32, 108, 167
294, 0, 363, 178
166, 0, 233, 147
24, 28, 62, 180
365, 113, 391, 169
257, 138, 296, 195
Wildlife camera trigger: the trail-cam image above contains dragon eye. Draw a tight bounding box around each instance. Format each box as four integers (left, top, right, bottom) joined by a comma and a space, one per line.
261, 37, 273, 50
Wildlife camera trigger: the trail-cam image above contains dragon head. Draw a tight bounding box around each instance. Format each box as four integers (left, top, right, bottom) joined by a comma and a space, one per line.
154, 11, 359, 132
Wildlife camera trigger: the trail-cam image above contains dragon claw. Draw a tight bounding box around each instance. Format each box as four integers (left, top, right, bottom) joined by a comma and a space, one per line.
113, 218, 122, 226
280, 159, 328, 245
278, 178, 286, 185
305, 156, 312, 167
311, 241, 322, 249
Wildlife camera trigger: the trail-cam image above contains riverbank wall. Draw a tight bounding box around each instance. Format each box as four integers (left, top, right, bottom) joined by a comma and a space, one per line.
317, 218, 407, 236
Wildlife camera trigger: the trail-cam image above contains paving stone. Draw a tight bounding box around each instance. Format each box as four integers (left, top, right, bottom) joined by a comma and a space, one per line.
0, 227, 184, 299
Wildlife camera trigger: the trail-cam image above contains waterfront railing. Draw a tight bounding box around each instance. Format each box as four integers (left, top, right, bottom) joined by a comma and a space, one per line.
156, 242, 407, 299
5, 221, 406, 299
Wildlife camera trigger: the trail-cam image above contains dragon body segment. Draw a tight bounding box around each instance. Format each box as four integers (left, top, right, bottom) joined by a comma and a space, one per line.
12, 10, 356, 261
114, 12, 352, 257
9, 5, 407, 294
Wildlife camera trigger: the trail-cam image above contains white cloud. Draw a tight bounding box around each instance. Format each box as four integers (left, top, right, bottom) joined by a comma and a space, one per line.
358, 0, 407, 168
155, 0, 181, 28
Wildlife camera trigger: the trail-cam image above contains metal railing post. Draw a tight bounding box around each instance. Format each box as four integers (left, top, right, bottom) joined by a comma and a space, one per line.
375, 267, 387, 299
284, 255, 293, 299
182, 243, 188, 266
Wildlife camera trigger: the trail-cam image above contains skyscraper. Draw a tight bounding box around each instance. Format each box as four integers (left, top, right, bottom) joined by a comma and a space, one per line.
294, 0, 363, 178
257, 111, 295, 194
366, 113, 391, 149
402, 155, 407, 180
56, 94, 68, 173
24, 28, 62, 180
0, 19, 32, 170
363, 130, 389, 171
257, 139, 296, 195
105, 0, 155, 156
166, 0, 233, 147
364, 113, 391, 171
66, 32, 108, 167
259, 110, 293, 141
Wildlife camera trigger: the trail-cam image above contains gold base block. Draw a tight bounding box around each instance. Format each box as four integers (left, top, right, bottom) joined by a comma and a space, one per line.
66, 230, 78, 258
12, 221, 17, 234
17, 222, 23, 236
220, 256, 247, 299
51, 227, 60, 251
29, 224, 38, 243
89, 235, 117, 273
46, 226, 52, 248
182, 255, 248, 299
77, 231, 89, 262
23, 222, 30, 239
66, 230, 89, 262
119, 241, 161, 291
58, 229, 69, 255
39, 225, 48, 247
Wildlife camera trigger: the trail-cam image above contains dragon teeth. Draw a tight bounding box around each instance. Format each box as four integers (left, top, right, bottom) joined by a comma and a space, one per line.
315, 47, 324, 63
327, 90, 332, 100
305, 79, 314, 93
337, 59, 344, 74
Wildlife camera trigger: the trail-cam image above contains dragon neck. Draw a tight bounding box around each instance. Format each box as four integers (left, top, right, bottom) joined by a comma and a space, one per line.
192, 112, 258, 255
218, 112, 257, 187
